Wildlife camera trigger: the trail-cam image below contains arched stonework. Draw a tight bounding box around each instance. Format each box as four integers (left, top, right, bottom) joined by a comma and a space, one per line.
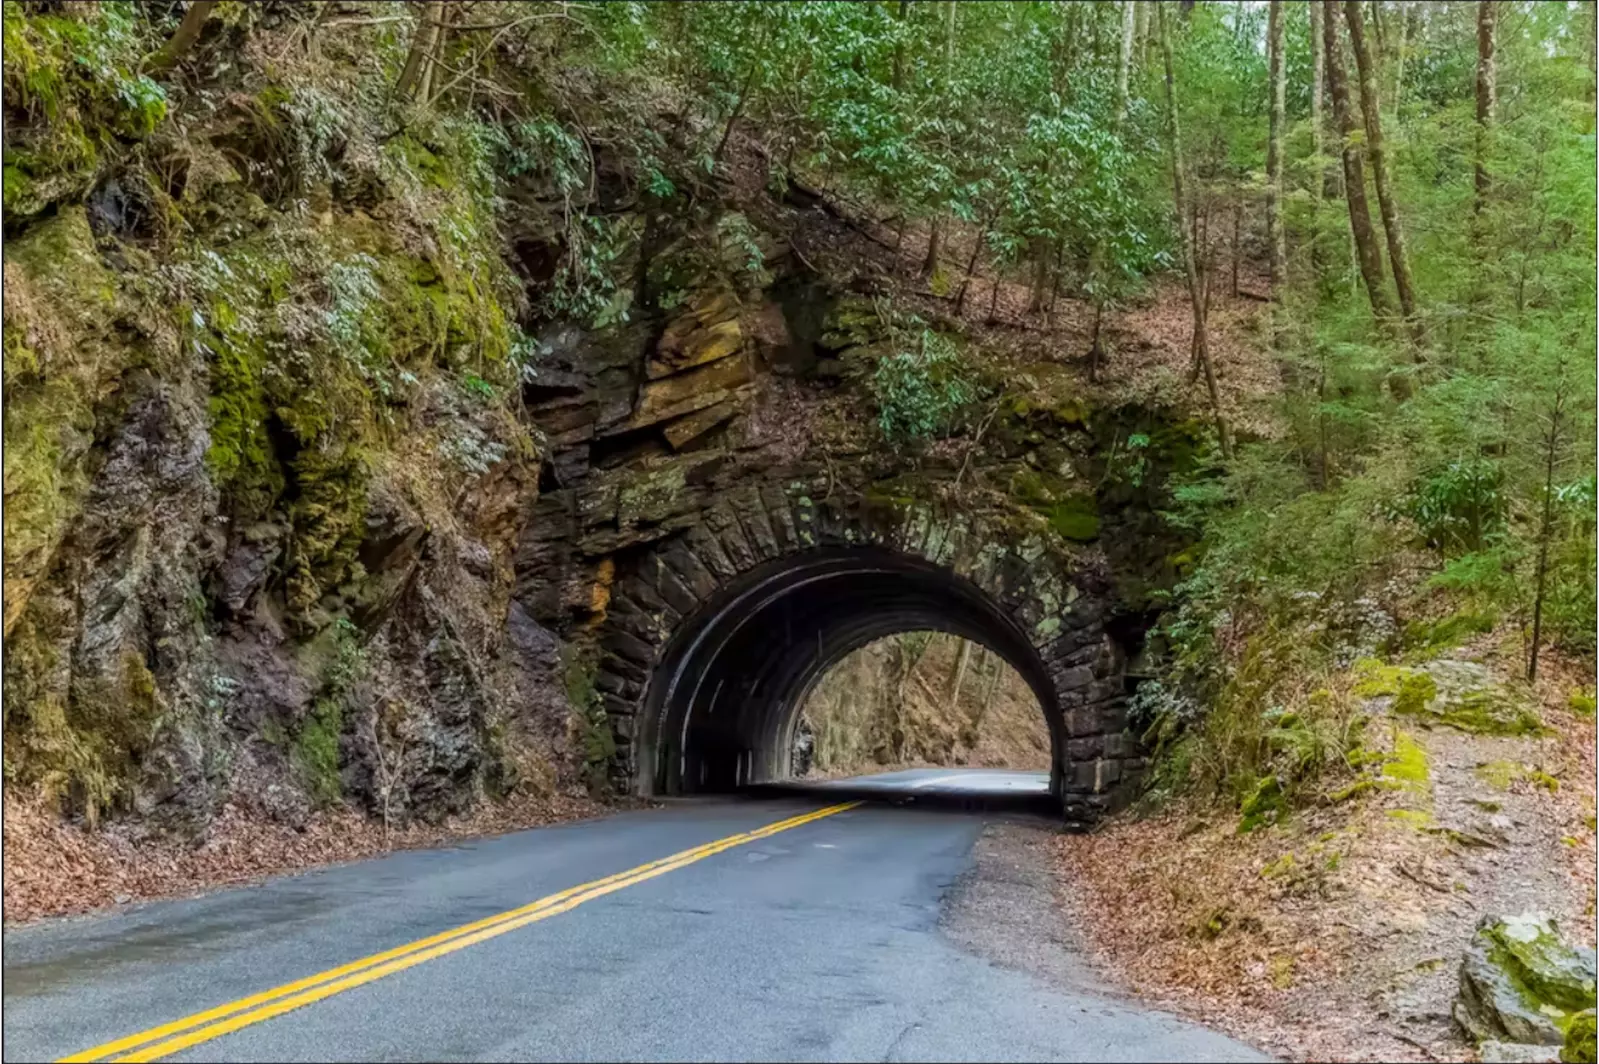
578, 480, 1143, 827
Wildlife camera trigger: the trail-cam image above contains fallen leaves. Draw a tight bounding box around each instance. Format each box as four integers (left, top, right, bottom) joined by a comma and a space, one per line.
3, 788, 604, 925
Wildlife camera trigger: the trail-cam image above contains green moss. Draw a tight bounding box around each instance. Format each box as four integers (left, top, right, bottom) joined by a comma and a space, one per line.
296, 698, 343, 805
1401, 610, 1497, 655
1261, 852, 1296, 878
1238, 774, 1285, 833
1329, 777, 1377, 802
295, 620, 363, 805
1046, 498, 1101, 542
1570, 689, 1597, 718
1565, 1010, 1598, 1064
1352, 658, 1542, 736
1383, 730, 1431, 792
1387, 808, 1435, 829
2, 3, 166, 215
1352, 658, 1410, 698
1483, 917, 1599, 1017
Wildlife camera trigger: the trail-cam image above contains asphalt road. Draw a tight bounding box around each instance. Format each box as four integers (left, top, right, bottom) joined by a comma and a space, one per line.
3, 792, 1268, 1063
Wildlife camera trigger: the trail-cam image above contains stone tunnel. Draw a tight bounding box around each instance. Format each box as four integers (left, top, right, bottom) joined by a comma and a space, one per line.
511, 257, 1158, 826
519, 468, 1143, 826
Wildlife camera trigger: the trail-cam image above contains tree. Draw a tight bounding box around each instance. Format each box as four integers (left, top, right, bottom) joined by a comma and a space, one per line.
144, 0, 216, 77
1344, 1, 1421, 345
1265, 0, 1286, 303
1527, 357, 1573, 684
1159, 1, 1230, 459
396, 1, 445, 99
1087, 0, 1139, 379
1323, 0, 1393, 323
1475, 0, 1497, 220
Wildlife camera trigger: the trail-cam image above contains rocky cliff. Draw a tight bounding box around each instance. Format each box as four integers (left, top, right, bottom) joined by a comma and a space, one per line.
2, 4, 1201, 844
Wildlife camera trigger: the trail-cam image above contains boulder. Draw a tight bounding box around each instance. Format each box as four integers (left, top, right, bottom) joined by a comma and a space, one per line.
1455, 914, 1598, 1047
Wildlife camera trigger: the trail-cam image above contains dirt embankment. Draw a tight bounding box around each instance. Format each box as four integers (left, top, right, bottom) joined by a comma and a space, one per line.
1055, 648, 1597, 1064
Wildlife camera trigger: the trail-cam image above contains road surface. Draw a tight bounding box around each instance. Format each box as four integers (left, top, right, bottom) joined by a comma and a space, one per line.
3, 786, 1268, 1062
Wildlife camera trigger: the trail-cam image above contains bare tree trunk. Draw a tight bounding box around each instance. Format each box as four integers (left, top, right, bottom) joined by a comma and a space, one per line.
921, 221, 943, 278
1266, 0, 1287, 305
1324, 1, 1394, 323
1527, 375, 1568, 684
417, 1, 453, 105
396, 1, 444, 99
1389, 0, 1411, 123
946, 640, 973, 715
1087, 0, 1139, 377
1115, 0, 1137, 129
1345, 1, 1421, 344
955, 205, 1001, 315
1474, 0, 1497, 219
1231, 195, 1242, 298
145, 0, 217, 77
1310, 0, 1329, 284
1159, 2, 1231, 459
891, 0, 910, 91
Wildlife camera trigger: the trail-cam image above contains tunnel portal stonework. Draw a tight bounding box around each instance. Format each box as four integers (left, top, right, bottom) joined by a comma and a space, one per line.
519, 470, 1142, 826
510, 260, 1159, 827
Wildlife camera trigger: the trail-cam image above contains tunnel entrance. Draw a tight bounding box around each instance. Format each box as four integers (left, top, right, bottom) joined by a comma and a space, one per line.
635, 548, 1066, 802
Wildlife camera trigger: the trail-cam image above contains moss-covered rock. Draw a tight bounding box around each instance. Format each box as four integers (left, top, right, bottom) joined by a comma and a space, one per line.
1563, 1010, 1597, 1064
1455, 913, 1599, 1047
1353, 658, 1543, 736
1238, 774, 1286, 833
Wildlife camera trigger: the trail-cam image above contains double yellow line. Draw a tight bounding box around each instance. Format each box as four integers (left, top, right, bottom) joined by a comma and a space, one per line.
61, 802, 860, 1063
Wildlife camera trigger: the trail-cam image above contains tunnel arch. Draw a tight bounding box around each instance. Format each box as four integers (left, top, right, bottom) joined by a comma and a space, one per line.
640, 547, 1065, 798
582, 484, 1145, 826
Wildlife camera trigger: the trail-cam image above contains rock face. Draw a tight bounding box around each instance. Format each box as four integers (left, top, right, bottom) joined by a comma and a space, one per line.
1455, 914, 1599, 1047
2, 27, 1193, 838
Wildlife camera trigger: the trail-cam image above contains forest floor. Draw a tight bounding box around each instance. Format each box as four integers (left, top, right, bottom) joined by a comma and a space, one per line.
2, 789, 606, 925
1056, 644, 1597, 1064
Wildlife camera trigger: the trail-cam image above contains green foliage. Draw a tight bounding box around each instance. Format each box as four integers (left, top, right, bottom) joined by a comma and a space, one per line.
1410, 459, 1505, 555
870, 328, 977, 447
297, 620, 364, 806
2, 1, 165, 214
562, 647, 615, 796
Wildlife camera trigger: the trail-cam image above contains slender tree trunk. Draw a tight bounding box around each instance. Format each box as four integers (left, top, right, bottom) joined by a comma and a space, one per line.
1310, 0, 1329, 285
145, 0, 217, 77
954, 205, 1001, 315
921, 221, 942, 278
396, 1, 444, 99
715, 38, 764, 164
1527, 382, 1567, 684
1266, 0, 1287, 304
1345, 1, 1420, 344
1588, 0, 1598, 105
417, 1, 453, 105
946, 640, 973, 714
1324, 1, 1394, 323
1115, 0, 1137, 129
1159, 3, 1231, 459
1474, 1, 1497, 219
1389, 0, 1410, 123
921, 1, 959, 281
891, 0, 910, 91
1231, 195, 1242, 298
1087, 0, 1139, 375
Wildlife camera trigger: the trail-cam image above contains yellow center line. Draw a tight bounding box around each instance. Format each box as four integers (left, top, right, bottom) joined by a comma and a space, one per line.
58, 802, 861, 1063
